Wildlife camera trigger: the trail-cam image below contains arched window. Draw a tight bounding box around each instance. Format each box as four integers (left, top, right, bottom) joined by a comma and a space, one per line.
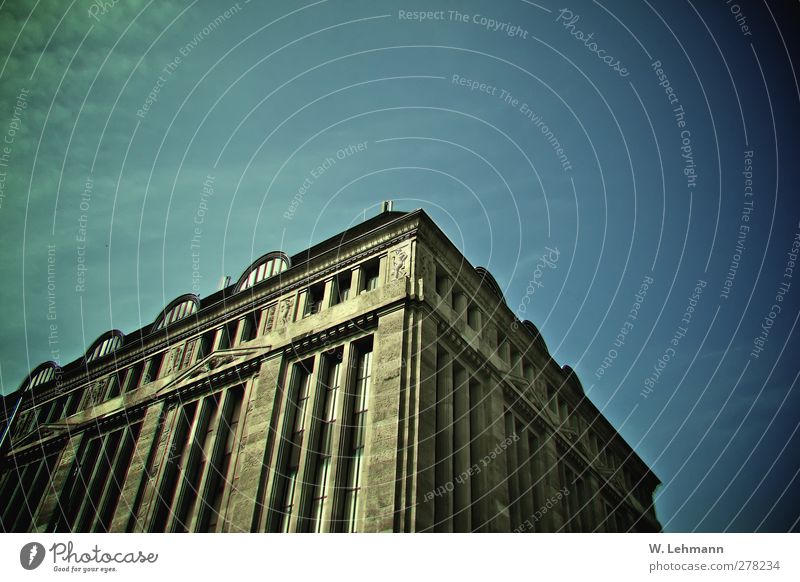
154, 295, 200, 331
236, 252, 290, 293
86, 331, 124, 363
21, 362, 58, 391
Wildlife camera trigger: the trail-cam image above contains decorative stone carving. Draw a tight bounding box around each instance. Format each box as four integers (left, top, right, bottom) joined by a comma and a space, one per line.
277, 297, 294, 326
163, 345, 183, 376
180, 339, 197, 370
262, 304, 277, 335
86, 377, 109, 407
390, 246, 409, 280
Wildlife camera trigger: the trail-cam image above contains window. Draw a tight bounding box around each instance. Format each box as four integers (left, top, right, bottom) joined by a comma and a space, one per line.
196, 329, 216, 361
467, 304, 480, 329
301, 351, 342, 532
143, 352, 165, 384
104, 371, 124, 400
216, 321, 238, 350
1, 451, 60, 532
123, 362, 144, 393
239, 312, 259, 343
335, 340, 372, 532
50, 422, 142, 532
523, 364, 535, 382
155, 298, 198, 330
150, 386, 244, 532
86, 334, 123, 363
546, 383, 558, 415
25, 365, 55, 390
360, 259, 380, 293
271, 360, 313, 532
237, 253, 289, 292
560, 465, 590, 532
435, 267, 449, 297
331, 271, 351, 306
510, 349, 522, 374
497, 333, 509, 362
303, 282, 325, 317
197, 387, 244, 532
64, 389, 84, 417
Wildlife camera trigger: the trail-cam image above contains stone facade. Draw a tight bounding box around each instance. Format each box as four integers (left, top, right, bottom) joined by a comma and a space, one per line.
0, 208, 660, 533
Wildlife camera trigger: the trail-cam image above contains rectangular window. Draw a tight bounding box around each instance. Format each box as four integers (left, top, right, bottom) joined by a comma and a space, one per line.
300, 351, 342, 532
335, 339, 372, 532
217, 321, 238, 350
104, 371, 124, 400
123, 362, 144, 393
331, 271, 351, 306
360, 259, 380, 293
196, 329, 216, 361
559, 464, 589, 532
50, 422, 142, 532
304, 282, 325, 317
467, 304, 480, 329
64, 389, 84, 417
150, 385, 245, 532
197, 387, 244, 532
270, 360, 313, 532
435, 266, 449, 297
143, 352, 165, 384
0, 450, 60, 532
239, 312, 259, 343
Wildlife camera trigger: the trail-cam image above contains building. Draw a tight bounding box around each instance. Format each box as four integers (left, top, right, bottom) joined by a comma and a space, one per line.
0, 206, 661, 533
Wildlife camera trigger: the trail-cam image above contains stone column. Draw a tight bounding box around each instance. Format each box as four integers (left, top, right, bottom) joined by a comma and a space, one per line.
108, 402, 166, 531
434, 349, 454, 532
252, 353, 289, 532
515, 420, 535, 530
480, 374, 510, 532
407, 310, 437, 532
539, 435, 567, 531
504, 412, 520, 530
32, 437, 79, 532
468, 374, 489, 532
451, 364, 471, 532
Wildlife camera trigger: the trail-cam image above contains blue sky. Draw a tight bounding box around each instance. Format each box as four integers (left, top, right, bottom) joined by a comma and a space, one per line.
0, 0, 798, 532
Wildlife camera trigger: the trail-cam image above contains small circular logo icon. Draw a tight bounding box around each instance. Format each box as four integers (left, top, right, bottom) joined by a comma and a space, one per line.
20, 542, 46, 570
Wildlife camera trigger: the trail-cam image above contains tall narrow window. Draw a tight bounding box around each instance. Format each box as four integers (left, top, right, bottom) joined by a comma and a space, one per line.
239, 312, 259, 343
300, 352, 341, 532
0, 451, 60, 532
150, 385, 245, 533
64, 389, 83, 417
304, 283, 325, 317
336, 340, 372, 532
360, 259, 380, 293
270, 361, 313, 532
143, 352, 165, 384
331, 271, 351, 305
122, 362, 143, 393
217, 321, 238, 350
196, 329, 216, 361
197, 387, 244, 532
171, 394, 220, 532
50, 422, 142, 532
150, 402, 198, 532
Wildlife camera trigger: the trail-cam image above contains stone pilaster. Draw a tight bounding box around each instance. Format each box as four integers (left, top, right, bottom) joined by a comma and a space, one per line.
360, 308, 404, 531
